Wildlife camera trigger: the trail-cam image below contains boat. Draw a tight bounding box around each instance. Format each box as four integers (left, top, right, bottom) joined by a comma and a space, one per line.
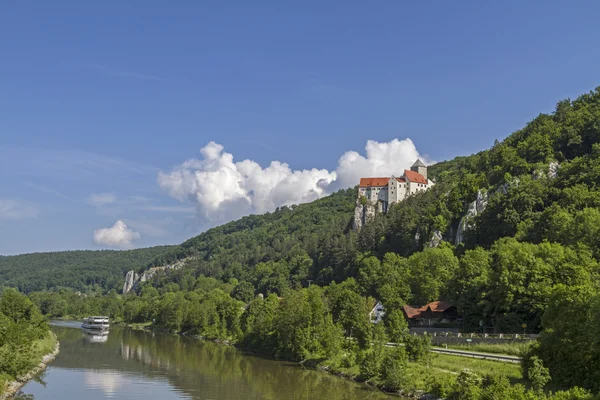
81, 316, 110, 331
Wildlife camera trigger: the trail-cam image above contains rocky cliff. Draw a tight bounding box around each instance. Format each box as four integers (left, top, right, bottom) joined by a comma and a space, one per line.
352, 199, 377, 230
455, 189, 489, 245
122, 259, 187, 294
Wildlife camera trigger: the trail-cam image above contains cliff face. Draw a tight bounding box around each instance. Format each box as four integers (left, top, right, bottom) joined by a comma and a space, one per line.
352, 199, 377, 230
455, 190, 489, 245
454, 162, 560, 245
122, 271, 139, 294
122, 259, 187, 294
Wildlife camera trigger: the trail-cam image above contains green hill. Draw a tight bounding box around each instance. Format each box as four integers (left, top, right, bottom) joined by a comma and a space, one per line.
0, 246, 173, 293
138, 87, 600, 331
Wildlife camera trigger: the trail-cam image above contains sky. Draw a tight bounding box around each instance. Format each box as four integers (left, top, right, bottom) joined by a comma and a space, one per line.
1, 1, 600, 255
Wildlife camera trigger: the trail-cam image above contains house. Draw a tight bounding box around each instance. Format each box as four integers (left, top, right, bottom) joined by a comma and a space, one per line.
369, 301, 385, 323
402, 301, 460, 327
370, 300, 461, 327
357, 159, 434, 214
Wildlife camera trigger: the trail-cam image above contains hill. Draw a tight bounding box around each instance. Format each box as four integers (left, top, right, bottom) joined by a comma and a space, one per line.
135, 87, 600, 330
22, 87, 600, 395
0, 246, 173, 293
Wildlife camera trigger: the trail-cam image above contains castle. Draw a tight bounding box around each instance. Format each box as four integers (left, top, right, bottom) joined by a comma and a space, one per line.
357, 159, 433, 214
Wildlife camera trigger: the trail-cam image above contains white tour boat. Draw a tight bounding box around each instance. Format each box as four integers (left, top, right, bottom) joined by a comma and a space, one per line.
81, 316, 110, 331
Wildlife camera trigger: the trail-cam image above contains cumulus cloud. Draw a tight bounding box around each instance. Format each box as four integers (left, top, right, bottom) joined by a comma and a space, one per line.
158, 138, 428, 223
93, 220, 140, 249
88, 193, 117, 207
0, 199, 38, 220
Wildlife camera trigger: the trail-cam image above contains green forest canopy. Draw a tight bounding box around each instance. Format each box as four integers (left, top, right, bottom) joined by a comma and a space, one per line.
17, 87, 600, 396
0, 246, 173, 293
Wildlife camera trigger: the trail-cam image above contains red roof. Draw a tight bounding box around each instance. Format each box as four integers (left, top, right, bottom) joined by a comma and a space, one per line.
403, 301, 454, 319
402, 305, 421, 319
404, 170, 428, 184
394, 177, 406, 183
359, 177, 390, 187
418, 301, 453, 313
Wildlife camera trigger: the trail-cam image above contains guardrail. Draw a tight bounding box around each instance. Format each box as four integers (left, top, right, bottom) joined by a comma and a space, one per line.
384, 342, 522, 364
430, 347, 521, 363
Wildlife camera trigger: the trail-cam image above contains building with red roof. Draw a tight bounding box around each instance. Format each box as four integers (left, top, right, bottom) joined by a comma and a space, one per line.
357, 159, 434, 214
370, 300, 461, 328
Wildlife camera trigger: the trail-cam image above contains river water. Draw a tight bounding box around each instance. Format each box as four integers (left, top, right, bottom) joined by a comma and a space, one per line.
20, 321, 395, 399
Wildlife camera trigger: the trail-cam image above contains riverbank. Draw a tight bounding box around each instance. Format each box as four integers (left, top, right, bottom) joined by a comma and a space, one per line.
0, 333, 60, 400
119, 322, 452, 398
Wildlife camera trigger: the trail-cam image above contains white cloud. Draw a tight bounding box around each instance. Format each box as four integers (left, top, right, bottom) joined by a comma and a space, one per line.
0, 199, 38, 220
333, 138, 425, 190
88, 193, 117, 207
158, 138, 428, 224
93, 220, 140, 249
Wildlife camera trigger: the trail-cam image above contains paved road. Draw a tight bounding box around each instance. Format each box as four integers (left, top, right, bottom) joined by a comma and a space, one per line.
430, 347, 521, 363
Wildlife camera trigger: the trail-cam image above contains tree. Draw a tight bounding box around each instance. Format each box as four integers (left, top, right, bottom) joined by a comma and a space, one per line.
525, 356, 551, 393
231, 281, 255, 303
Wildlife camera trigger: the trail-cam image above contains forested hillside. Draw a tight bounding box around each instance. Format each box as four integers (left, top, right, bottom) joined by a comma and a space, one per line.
28, 87, 600, 397
138, 87, 600, 333
0, 246, 173, 293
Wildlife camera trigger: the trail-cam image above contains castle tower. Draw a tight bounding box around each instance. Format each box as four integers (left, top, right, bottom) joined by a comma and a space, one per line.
411, 159, 427, 180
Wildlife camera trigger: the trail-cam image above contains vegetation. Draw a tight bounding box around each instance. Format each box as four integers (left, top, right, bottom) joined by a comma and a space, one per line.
0, 288, 55, 395
442, 341, 532, 357
8, 87, 600, 397
0, 246, 173, 293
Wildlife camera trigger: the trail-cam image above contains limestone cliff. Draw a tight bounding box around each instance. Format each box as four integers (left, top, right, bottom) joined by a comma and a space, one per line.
426, 230, 443, 248
122, 259, 187, 294
352, 199, 377, 230
455, 189, 488, 245
122, 270, 139, 294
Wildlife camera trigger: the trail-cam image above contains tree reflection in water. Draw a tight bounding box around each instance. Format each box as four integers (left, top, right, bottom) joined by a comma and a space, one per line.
44, 325, 395, 400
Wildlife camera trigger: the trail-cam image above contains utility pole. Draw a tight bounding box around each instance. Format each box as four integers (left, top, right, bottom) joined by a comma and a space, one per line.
307, 280, 313, 287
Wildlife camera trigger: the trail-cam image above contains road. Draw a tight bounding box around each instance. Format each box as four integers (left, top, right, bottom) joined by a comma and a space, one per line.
385, 342, 522, 364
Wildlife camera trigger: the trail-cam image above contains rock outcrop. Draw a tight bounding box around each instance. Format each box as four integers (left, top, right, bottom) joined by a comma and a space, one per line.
122, 270, 139, 294
352, 199, 377, 230
426, 230, 443, 248
533, 161, 560, 180
455, 190, 488, 245
122, 259, 187, 293
548, 161, 560, 179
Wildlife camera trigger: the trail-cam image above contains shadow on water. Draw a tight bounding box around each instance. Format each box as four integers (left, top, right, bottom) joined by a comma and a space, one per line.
20, 323, 397, 400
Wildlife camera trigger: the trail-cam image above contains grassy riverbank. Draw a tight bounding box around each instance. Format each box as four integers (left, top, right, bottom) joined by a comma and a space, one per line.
0, 332, 58, 397
0, 289, 60, 398
306, 346, 524, 397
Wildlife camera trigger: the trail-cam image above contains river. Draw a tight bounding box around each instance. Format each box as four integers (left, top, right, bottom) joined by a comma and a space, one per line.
19, 321, 395, 399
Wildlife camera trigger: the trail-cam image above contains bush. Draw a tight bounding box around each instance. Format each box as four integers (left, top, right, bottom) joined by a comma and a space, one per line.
378, 346, 408, 391
404, 334, 431, 363
449, 369, 483, 400
526, 356, 551, 393
426, 375, 454, 398
358, 350, 381, 380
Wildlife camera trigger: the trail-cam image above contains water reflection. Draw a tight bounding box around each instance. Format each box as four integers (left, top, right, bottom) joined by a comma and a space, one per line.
21, 324, 395, 400
82, 329, 109, 343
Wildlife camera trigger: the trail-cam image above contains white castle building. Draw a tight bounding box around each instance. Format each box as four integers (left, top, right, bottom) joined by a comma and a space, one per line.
357, 159, 433, 214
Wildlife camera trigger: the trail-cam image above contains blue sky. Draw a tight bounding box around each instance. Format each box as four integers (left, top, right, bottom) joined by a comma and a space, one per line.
1, 1, 599, 255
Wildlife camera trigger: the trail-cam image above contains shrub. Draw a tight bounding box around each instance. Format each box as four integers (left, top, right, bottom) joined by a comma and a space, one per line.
526, 356, 551, 393
358, 350, 381, 381
378, 346, 408, 391
450, 369, 483, 400
404, 334, 431, 363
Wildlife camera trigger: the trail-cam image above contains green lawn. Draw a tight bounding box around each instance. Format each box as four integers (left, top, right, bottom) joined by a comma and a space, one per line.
430, 353, 523, 381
